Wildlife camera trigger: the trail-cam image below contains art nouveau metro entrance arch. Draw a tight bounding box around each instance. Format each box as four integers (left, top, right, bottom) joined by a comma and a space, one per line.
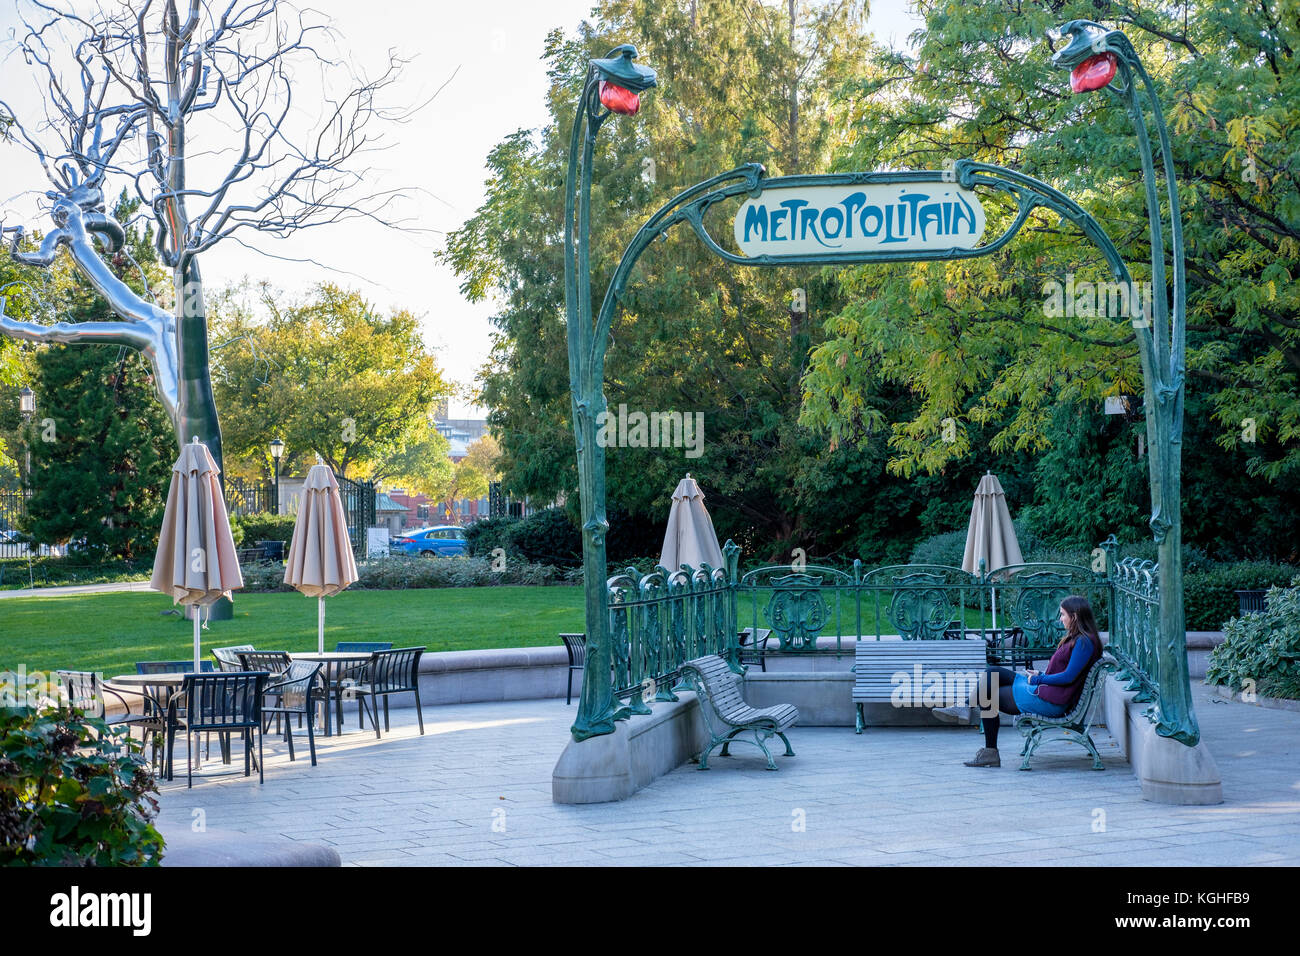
564, 21, 1194, 747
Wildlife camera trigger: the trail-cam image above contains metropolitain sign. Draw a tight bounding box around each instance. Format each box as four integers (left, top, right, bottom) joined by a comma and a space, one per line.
732, 182, 987, 258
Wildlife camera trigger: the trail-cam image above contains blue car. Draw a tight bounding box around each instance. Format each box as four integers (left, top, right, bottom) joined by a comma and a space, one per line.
391, 525, 469, 557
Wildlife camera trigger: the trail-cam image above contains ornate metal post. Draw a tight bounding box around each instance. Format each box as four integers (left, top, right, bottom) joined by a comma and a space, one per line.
564, 46, 657, 740
1052, 21, 1196, 744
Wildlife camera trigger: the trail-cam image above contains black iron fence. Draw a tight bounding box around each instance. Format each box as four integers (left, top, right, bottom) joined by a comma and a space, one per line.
337, 475, 376, 555
0, 490, 58, 560
224, 476, 276, 516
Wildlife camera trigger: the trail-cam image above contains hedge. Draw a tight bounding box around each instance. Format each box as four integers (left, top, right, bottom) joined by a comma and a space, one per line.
465, 515, 519, 558
230, 512, 298, 549
238, 554, 571, 591
504, 507, 582, 567
1183, 561, 1300, 631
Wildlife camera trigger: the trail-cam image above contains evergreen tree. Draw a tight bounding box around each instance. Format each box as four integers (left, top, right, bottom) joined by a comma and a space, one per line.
24, 344, 173, 560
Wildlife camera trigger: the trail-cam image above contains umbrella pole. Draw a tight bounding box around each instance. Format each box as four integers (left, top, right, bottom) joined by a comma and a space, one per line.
193, 606, 201, 672
318, 595, 325, 654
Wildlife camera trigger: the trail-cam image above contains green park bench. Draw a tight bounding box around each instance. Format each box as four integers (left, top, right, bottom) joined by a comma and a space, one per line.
853, 639, 988, 733
1015, 657, 1117, 771
678, 655, 798, 771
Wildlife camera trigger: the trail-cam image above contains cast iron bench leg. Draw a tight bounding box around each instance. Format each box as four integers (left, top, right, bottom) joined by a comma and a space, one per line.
719, 728, 744, 756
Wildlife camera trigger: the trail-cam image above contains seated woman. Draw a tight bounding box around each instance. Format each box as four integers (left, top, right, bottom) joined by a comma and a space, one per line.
963, 594, 1104, 768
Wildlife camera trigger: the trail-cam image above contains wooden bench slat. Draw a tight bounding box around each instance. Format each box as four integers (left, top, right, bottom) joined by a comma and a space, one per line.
852, 641, 989, 730
677, 654, 799, 771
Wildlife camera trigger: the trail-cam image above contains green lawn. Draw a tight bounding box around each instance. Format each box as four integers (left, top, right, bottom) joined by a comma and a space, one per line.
0, 587, 585, 678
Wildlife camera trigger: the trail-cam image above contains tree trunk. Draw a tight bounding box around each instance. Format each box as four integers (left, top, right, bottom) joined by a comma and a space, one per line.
175, 258, 232, 620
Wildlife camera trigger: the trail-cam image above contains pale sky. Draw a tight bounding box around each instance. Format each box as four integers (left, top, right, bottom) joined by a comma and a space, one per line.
0, 1, 922, 417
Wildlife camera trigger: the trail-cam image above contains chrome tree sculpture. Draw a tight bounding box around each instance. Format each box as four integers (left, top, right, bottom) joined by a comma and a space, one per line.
0, 0, 413, 477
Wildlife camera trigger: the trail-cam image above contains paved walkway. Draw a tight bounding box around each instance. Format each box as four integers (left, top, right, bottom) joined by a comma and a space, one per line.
0, 580, 152, 598
153, 682, 1300, 866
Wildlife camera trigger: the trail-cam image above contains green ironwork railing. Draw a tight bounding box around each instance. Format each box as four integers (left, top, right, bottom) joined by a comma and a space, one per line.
1108, 557, 1163, 704
733, 559, 1111, 657
607, 542, 739, 716
593, 535, 1199, 742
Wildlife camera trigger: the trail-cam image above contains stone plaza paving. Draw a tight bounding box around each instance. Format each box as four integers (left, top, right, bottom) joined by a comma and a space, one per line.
153, 682, 1300, 866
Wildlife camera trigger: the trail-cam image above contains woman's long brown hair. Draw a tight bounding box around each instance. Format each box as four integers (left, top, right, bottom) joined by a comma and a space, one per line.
1059, 595, 1100, 648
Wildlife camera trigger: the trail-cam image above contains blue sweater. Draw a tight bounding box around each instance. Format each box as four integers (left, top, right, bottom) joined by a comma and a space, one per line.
1029, 635, 1095, 688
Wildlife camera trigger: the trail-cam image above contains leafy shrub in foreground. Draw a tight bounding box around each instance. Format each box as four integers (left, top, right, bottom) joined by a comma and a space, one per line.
0, 696, 164, 866
1206, 577, 1300, 700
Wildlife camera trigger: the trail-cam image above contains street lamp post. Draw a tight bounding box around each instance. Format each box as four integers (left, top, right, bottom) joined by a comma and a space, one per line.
269, 438, 284, 514
1051, 20, 1195, 743
18, 386, 35, 490
564, 45, 657, 741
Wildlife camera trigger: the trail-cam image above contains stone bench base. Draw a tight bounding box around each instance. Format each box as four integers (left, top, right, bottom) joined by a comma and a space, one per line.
1099, 675, 1222, 805
160, 827, 341, 866
552, 692, 709, 804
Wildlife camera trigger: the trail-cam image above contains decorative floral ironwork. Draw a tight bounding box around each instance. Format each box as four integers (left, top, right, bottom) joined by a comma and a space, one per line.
763, 573, 830, 651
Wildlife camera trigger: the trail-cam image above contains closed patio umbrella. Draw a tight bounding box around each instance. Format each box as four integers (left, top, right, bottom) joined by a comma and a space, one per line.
659, 473, 724, 575
150, 438, 244, 670
283, 459, 358, 652
961, 471, 1023, 630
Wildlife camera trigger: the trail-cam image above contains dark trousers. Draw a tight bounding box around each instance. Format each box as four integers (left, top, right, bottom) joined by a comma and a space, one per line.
980, 665, 1021, 750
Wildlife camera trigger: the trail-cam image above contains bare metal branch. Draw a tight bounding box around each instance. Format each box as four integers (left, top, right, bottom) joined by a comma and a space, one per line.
1, 0, 440, 450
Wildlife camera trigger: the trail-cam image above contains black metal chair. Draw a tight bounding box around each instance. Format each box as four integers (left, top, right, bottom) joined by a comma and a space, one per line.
237, 651, 295, 732
328, 643, 393, 729
134, 662, 220, 766
136, 660, 216, 673
236, 651, 291, 677
1236, 590, 1269, 615
980, 627, 1041, 669
560, 633, 585, 705
212, 645, 255, 672
335, 642, 392, 653
261, 661, 324, 766
351, 647, 425, 738
168, 672, 269, 787
56, 670, 164, 766
737, 628, 772, 672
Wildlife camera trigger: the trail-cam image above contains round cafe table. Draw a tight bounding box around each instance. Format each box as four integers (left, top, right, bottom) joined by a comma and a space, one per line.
109, 672, 187, 687
288, 652, 373, 736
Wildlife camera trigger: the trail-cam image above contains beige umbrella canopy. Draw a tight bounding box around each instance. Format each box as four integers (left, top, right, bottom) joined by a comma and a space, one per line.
962, 471, 1023, 629
150, 438, 244, 670
659, 473, 725, 575
284, 460, 359, 652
